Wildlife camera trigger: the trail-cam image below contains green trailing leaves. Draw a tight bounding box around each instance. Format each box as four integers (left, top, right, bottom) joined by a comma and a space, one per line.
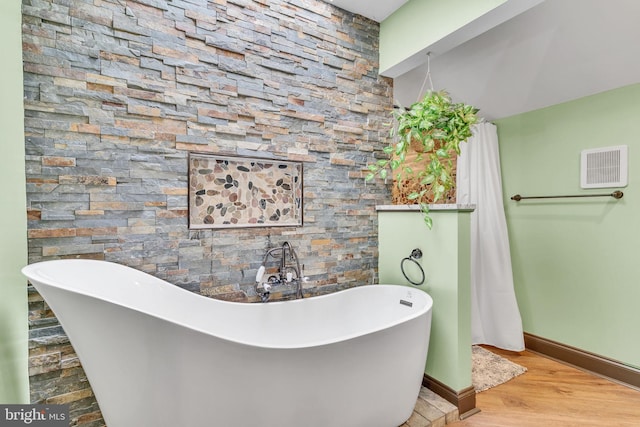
364, 90, 479, 228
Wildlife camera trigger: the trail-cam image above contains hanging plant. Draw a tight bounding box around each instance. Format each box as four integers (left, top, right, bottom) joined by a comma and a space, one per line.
366, 90, 479, 228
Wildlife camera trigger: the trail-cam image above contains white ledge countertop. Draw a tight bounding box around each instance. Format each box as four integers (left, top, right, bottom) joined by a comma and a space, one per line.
375, 204, 476, 212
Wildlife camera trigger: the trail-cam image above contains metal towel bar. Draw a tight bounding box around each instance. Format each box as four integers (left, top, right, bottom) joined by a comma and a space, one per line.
510, 191, 624, 201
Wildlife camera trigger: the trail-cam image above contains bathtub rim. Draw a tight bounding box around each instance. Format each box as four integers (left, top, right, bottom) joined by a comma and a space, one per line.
22, 259, 433, 350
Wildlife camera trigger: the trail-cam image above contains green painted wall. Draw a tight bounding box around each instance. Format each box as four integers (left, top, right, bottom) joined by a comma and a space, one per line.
378, 209, 472, 391
379, 0, 507, 74
497, 84, 640, 369
0, 0, 29, 403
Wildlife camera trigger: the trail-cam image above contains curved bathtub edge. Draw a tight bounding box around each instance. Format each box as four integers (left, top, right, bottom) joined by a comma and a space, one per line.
22, 260, 433, 350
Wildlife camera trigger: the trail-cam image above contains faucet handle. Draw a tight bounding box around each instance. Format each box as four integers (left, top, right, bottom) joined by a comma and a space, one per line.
255, 281, 272, 295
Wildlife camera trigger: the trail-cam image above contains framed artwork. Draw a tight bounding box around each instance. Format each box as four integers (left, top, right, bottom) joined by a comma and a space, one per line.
188, 153, 303, 229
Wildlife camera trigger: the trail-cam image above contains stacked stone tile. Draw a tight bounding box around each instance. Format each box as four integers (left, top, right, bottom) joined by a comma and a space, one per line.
22, 0, 393, 424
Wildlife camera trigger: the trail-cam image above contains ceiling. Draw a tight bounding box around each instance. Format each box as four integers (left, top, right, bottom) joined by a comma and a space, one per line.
325, 0, 409, 22
325, 0, 640, 121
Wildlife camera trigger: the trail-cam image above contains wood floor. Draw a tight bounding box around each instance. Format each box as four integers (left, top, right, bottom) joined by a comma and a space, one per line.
447, 347, 640, 427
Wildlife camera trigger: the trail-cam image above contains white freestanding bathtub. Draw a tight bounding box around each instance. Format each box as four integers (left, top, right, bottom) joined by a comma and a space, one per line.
22, 259, 433, 427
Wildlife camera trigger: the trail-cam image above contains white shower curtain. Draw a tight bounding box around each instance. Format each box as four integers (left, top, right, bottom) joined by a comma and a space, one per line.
456, 122, 524, 351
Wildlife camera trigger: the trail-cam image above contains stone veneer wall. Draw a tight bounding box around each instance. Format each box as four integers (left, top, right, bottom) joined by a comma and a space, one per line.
22, 0, 393, 424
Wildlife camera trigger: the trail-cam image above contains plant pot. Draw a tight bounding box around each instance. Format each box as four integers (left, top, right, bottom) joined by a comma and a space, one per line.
391, 140, 458, 205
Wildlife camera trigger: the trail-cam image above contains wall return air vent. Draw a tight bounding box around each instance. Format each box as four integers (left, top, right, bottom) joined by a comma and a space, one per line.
580, 145, 628, 189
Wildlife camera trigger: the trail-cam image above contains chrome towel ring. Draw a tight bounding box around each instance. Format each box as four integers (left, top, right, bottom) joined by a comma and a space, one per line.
401, 248, 425, 286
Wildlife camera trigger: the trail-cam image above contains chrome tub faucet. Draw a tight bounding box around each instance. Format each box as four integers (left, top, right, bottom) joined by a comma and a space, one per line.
255, 241, 304, 302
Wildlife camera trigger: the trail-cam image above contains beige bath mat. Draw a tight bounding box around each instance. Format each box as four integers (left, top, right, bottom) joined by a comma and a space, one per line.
472, 345, 527, 393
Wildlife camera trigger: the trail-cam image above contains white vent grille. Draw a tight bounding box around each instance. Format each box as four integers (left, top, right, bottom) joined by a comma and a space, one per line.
580, 145, 628, 188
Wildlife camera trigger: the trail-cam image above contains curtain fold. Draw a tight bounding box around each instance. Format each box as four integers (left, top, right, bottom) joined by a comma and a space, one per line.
457, 122, 524, 351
